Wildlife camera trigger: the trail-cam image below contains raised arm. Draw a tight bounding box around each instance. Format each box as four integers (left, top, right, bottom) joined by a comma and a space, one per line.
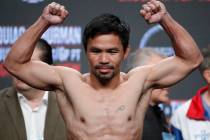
139, 0, 203, 89
3, 2, 69, 91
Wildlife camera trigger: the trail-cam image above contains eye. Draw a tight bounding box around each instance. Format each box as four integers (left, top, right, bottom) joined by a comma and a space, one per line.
108, 49, 119, 54
90, 48, 101, 53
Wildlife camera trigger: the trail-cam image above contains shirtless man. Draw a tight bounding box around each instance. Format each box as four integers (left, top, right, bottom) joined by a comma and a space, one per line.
4, 0, 203, 140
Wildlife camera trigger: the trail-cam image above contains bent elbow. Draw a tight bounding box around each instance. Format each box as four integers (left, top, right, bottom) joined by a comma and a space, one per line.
191, 54, 204, 69
3, 58, 19, 75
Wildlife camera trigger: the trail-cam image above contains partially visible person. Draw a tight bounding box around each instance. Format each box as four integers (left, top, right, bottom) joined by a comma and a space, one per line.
171, 46, 210, 140
0, 39, 66, 140
126, 48, 171, 140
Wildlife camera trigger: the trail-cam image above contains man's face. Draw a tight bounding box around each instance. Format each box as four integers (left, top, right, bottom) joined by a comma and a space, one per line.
86, 34, 127, 81
13, 48, 43, 91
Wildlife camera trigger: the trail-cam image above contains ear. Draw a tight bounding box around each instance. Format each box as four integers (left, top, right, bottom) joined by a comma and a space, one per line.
123, 45, 130, 60
203, 69, 210, 83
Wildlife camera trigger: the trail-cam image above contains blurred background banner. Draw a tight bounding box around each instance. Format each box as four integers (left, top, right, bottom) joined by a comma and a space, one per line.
0, 0, 209, 101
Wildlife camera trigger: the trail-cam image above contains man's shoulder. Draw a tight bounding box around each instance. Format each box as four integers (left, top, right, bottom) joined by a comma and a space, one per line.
127, 65, 151, 75
0, 87, 17, 112
126, 66, 151, 82
55, 65, 83, 80
0, 87, 16, 98
55, 65, 81, 74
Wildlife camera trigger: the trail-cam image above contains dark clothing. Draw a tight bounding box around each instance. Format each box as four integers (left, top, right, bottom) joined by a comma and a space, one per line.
0, 87, 67, 140
142, 105, 169, 140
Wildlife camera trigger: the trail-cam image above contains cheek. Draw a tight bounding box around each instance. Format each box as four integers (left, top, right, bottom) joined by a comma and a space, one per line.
87, 55, 97, 64
111, 56, 124, 65
88, 60, 96, 68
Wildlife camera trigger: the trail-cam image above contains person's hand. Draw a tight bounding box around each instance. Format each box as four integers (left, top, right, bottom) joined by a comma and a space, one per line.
41, 2, 69, 25
140, 0, 167, 24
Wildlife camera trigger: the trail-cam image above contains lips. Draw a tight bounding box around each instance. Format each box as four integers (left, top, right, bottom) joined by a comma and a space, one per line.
98, 67, 112, 73
95, 65, 113, 74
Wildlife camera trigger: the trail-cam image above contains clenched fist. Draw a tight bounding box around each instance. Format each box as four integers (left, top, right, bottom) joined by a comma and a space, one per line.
140, 0, 167, 24
42, 2, 69, 25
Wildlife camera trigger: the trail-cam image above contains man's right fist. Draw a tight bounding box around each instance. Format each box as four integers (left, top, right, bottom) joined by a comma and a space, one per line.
42, 2, 69, 25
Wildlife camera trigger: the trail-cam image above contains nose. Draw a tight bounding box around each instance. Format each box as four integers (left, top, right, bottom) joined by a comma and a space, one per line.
99, 53, 109, 64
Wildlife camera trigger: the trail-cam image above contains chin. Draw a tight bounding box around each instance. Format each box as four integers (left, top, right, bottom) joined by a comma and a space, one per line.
13, 78, 32, 91
98, 73, 115, 81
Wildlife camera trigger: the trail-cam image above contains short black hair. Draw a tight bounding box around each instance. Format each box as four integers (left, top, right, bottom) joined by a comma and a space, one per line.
36, 39, 53, 65
82, 13, 130, 52
199, 46, 210, 74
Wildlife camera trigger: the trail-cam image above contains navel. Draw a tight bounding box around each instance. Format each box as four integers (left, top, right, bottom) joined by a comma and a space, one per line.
80, 117, 86, 124
127, 115, 132, 121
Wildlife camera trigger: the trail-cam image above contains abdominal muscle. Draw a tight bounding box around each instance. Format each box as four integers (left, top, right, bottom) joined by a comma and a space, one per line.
66, 114, 142, 140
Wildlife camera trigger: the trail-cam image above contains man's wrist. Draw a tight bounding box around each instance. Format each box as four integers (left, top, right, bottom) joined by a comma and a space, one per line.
38, 15, 51, 27
159, 12, 171, 25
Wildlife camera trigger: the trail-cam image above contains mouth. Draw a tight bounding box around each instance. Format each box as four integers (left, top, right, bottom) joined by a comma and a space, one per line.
95, 65, 114, 74
98, 68, 112, 73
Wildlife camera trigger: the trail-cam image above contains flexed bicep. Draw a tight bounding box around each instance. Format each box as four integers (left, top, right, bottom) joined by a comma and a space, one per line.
5, 60, 63, 91
146, 56, 194, 88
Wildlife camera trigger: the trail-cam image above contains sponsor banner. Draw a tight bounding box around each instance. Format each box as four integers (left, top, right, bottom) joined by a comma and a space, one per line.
0, 25, 83, 78
0, 26, 81, 46
117, 0, 210, 3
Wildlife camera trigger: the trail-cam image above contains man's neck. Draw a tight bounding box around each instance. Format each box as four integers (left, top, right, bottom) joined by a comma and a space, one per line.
88, 72, 126, 90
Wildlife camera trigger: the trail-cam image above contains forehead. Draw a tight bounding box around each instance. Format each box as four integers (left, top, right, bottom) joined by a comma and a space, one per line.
87, 34, 123, 49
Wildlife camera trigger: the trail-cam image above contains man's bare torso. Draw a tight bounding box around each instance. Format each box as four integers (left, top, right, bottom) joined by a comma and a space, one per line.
55, 68, 152, 140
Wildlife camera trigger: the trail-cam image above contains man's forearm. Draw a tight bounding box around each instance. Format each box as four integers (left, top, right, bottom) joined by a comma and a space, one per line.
3, 16, 50, 75
5, 17, 50, 65
160, 13, 203, 67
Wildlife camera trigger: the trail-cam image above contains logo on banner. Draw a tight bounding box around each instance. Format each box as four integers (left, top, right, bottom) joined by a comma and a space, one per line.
22, 0, 44, 4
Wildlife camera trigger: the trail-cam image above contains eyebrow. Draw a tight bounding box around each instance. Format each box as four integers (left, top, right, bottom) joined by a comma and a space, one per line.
89, 45, 120, 49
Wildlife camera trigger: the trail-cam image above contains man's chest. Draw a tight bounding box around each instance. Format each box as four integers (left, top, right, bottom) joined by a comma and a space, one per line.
66, 90, 139, 126
69, 97, 141, 137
